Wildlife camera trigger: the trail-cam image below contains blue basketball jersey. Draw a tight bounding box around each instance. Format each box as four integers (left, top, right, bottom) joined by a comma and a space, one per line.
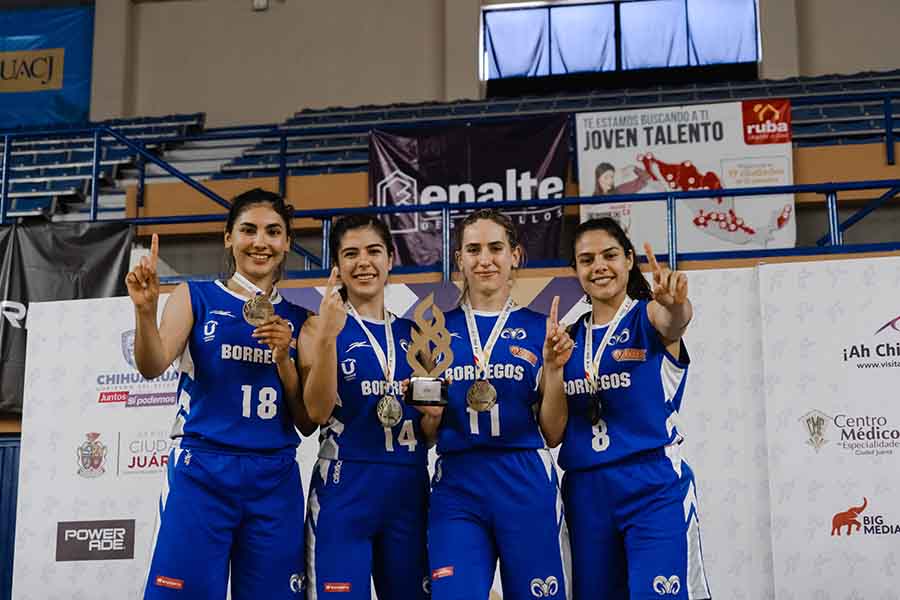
558, 299, 689, 470
318, 314, 426, 465
170, 280, 308, 451
436, 306, 546, 454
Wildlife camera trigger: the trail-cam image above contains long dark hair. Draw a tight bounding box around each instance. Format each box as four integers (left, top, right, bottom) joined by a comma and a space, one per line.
570, 217, 652, 301
329, 214, 394, 301
593, 162, 615, 195
223, 187, 294, 283
453, 208, 523, 305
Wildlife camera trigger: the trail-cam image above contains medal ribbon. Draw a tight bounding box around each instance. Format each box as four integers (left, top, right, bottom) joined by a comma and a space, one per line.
584, 296, 634, 394
231, 272, 276, 299
462, 297, 515, 381
345, 303, 396, 391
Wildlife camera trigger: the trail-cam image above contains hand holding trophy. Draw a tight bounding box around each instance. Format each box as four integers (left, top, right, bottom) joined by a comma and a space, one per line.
404, 293, 454, 407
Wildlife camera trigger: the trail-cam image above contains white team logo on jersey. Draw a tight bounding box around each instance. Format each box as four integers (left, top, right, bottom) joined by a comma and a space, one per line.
653, 575, 680, 595
530, 576, 559, 597
289, 573, 305, 593
209, 310, 235, 319
501, 327, 527, 340
609, 328, 630, 345
341, 358, 357, 380
203, 320, 218, 342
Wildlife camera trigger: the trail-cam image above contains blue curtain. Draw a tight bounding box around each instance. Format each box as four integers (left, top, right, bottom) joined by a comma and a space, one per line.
483, 1, 757, 80
0, 436, 20, 600
484, 8, 549, 79
550, 4, 616, 75
621, 0, 688, 69
688, 0, 758, 65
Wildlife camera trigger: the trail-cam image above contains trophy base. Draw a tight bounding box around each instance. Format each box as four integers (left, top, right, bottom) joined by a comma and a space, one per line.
405, 376, 449, 407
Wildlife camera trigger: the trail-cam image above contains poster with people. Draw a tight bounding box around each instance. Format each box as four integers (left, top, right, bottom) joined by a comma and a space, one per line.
575, 100, 795, 254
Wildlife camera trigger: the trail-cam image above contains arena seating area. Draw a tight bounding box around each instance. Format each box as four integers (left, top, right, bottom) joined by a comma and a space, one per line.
2, 69, 899, 220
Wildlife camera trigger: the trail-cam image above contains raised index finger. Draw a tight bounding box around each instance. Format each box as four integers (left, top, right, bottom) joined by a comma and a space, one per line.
549, 295, 559, 327
643, 243, 660, 272
149, 233, 159, 271
324, 266, 338, 296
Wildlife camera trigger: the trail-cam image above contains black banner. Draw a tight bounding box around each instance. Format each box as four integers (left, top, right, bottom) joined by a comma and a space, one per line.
369, 115, 569, 266
0, 222, 132, 413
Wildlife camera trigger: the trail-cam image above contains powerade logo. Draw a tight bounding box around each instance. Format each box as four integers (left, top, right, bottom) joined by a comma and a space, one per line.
56, 520, 135, 561
376, 168, 564, 234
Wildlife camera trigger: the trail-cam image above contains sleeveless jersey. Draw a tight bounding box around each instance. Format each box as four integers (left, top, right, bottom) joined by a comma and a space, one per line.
170, 280, 308, 451
318, 314, 426, 465
558, 299, 690, 470
436, 306, 546, 454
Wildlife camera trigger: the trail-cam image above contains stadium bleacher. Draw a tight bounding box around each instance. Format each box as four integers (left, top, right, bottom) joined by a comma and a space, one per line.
2, 69, 899, 222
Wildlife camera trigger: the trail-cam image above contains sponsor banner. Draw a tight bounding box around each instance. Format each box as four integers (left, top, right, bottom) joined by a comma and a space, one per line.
575, 100, 795, 254
760, 257, 900, 599
56, 519, 135, 561
369, 115, 568, 266
0, 6, 94, 126
0, 222, 131, 413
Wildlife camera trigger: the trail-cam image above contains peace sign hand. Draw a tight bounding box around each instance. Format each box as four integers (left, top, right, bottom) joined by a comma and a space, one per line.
644, 243, 688, 307
318, 267, 348, 339
543, 296, 574, 370
125, 233, 160, 315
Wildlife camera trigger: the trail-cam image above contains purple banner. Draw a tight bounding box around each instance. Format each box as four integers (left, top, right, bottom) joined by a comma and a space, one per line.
369, 115, 569, 266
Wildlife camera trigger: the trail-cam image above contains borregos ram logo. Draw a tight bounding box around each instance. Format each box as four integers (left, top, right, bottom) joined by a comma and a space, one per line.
375, 168, 564, 234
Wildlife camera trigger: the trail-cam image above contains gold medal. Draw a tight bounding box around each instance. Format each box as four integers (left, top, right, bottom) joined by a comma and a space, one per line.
466, 380, 497, 412
376, 394, 403, 428
243, 294, 274, 327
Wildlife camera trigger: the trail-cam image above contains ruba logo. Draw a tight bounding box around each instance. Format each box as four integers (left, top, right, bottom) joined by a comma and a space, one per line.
653, 575, 681, 595
530, 576, 559, 597
76, 432, 108, 478
0, 48, 65, 92
742, 99, 791, 145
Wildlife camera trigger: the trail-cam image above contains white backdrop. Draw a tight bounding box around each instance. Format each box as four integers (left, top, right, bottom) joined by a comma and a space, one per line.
13, 259, 898, 599
760, 257, 900, 600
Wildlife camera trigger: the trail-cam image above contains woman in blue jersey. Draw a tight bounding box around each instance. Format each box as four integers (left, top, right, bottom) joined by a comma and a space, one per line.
301, 214, 431, 599
427, 208, 573, 600
542, 217, 711, 600
127, 188, 314, 599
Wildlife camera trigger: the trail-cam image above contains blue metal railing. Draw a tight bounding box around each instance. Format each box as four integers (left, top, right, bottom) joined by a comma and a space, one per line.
2, 93, 900, 274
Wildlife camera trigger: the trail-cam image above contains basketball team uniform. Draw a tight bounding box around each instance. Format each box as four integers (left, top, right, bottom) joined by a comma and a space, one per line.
144, 280, 309, 600
429, 302, 570, 600
306, 310, 430, 599
559, 298, 711, 600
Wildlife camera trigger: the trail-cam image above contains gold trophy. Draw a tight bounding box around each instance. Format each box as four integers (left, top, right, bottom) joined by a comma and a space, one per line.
405, 293, 454, 406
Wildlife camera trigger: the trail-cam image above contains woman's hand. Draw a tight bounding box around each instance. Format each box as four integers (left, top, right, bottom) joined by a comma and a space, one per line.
125, 233, 160, 315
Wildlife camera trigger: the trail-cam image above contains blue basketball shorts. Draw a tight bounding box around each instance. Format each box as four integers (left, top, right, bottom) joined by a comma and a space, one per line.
562, 446, 711, 600
143, 440, 306, 599
428, 448, 571, 600
305, 458, 430, 599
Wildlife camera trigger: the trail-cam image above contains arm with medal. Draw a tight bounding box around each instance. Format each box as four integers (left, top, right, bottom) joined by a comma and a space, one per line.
538, 296, 575, 448
125, 233, 193, 379
301, 267, 347, 425
644, 243, 692, 348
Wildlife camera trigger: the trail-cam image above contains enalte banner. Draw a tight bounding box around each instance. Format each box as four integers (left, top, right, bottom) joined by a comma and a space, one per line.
369, 115, 569, 266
